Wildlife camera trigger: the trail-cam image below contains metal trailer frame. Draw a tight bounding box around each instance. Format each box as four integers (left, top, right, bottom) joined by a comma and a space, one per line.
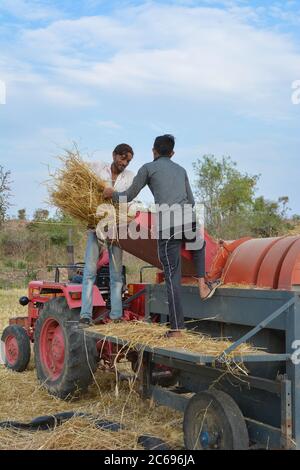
86, 286, 300, 450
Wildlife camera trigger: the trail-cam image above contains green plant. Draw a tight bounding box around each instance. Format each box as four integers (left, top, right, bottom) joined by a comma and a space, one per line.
3, 260, 15, 268
17, 260, 27, 270
193, 155, 291, 239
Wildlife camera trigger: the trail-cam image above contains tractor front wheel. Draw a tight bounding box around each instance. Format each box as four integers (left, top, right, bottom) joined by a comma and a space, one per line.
34, 297, 99, 399
1, 325, 31, 372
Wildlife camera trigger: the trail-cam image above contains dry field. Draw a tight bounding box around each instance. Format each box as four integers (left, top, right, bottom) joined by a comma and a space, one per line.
0, 289, 183, 450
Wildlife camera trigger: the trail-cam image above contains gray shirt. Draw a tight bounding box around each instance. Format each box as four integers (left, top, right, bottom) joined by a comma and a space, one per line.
112, 156, 196, 232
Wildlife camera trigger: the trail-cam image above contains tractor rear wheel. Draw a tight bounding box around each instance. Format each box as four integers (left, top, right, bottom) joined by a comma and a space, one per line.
183, 390, 249, 450
34, 297, 99, 399
1, 325, 31, 372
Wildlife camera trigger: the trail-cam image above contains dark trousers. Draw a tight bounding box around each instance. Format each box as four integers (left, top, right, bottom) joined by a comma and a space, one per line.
157, 224, 206, 330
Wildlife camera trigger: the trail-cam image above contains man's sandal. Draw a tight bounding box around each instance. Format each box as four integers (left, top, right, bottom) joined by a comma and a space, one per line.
201, 279, 222, 301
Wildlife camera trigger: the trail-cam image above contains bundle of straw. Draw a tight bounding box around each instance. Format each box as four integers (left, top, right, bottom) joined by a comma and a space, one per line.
48, 149, 121, 229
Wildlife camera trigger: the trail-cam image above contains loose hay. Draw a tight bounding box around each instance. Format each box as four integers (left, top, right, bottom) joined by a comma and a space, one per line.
221, 283, 269, 289
0, 365, 183, 450
48, 148, 123, 229
90, 321, 259, 358
0, 418, 142, 451
90, 321, 262, 376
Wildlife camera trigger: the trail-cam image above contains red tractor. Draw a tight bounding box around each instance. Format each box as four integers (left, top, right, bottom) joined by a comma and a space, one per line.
1, 262, 147, 399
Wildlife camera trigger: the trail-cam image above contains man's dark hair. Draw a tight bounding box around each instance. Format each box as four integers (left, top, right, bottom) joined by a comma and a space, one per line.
113, 143, 134, 156
153, 134, 175, 156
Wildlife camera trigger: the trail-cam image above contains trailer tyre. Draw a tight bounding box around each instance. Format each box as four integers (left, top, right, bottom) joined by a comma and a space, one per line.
183, 390, 249, 450
1, 325, 31, 372
34, 297, 98, 399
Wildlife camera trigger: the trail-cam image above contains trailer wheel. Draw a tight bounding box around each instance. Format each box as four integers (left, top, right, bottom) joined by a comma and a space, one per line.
34, 297, 99, 399
183, 390, 249, 450
1, 325, 31, 372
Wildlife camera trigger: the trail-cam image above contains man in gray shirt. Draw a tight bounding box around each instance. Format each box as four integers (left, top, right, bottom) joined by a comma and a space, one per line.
103, 135, 218, 337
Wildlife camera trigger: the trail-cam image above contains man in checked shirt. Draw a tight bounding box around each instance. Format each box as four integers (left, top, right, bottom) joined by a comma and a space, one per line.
79, 143, 136, 327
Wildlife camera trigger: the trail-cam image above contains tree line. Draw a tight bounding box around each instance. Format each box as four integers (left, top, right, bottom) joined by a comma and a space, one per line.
1, 158, 299, 240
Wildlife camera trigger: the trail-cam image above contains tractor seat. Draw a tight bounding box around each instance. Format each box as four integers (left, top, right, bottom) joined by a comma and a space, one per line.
71, 265, 127, 292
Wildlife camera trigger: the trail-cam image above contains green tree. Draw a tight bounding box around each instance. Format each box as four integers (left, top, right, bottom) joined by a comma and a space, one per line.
28, 209, 82, 247
193, 155, 290, 239
292, 214, 300, 224
33, 208, 49, 222
18, 208, 27, 220
0, 165, 12, 225
193, 155, 258, 238
250, 196, 292, 237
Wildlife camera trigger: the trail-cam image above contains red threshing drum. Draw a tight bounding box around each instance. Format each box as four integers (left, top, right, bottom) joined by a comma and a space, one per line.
257, 236, 299, 289
223, 237, 282, 286
223, 235, 300, 290
278, 238, 300, 290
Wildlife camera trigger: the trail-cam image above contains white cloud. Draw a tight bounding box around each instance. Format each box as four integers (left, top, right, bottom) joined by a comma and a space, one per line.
0, 0, 61, 21
42, 85, 94, 107
97, 120, 122, 129
0, 55, 94, 107
4, 3, 297, 119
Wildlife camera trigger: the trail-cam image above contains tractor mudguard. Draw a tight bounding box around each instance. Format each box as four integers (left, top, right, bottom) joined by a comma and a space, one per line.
62, 284, 106, 310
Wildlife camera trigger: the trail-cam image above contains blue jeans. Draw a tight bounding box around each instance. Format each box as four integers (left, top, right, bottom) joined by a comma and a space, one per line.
80, 231, 123, 320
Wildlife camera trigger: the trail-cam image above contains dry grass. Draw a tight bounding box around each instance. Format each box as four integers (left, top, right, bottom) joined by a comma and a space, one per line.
0, 364, 182, 450
221, 283, 269, 290
90, 321, 260, 376
288, 223, 300, 236
0, 289, 183, 450
48, 149, 119, 229
0, 288, 26, 333
0, 417, 143, 451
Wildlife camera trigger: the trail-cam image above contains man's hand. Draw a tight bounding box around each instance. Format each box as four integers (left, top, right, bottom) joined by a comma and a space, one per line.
103, 187, 114, 199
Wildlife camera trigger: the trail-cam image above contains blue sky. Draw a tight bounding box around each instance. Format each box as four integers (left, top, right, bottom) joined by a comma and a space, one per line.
0, 0, 300, 218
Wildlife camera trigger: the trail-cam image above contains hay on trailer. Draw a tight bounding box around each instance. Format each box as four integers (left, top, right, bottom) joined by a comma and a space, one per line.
90, 321, 262, 376
48, 149, 128, 229
221, 283, 270, 289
